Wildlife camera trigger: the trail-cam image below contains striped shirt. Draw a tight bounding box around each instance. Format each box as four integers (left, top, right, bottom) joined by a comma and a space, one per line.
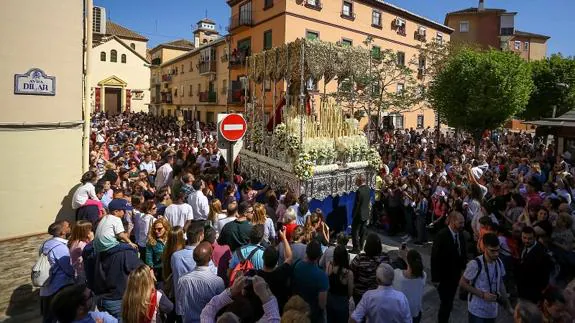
176, 266, 225, 323
350, 253, 390, 301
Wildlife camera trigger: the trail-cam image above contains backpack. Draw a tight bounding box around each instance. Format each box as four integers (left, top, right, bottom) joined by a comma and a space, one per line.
31, 242, 62, 287
229, 246, 262, 285
459, 256, 503, 301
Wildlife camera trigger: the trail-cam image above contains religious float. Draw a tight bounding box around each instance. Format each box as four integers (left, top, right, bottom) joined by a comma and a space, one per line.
236, 39, 383, 225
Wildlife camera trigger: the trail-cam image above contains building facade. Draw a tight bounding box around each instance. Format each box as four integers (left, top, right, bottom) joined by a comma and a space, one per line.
445, 0, 549, 61
0, 0, 84, 316
225, 0, 453, 129
150, 20, 231, 122
91, 11, 151, 114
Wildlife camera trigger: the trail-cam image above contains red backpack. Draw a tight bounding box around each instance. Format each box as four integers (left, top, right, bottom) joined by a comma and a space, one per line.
229, 246, 261, 285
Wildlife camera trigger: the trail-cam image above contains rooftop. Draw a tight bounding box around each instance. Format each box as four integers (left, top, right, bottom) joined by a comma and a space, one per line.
149, 39, 195, 53
198, 18, 216, 24
446, 7, 508, 15
105, 21, 148, 41
515, 30, 551, 40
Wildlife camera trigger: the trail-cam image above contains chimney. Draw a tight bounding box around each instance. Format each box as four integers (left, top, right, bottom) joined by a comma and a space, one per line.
478, 0, 485, 11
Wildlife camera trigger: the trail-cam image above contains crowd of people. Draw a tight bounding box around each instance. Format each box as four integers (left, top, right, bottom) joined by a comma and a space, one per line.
34, 112, 575, 323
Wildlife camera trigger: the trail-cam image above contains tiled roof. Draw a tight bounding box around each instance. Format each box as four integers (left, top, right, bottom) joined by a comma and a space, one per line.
161, 39, 195, 49
106, 21, 148, 41
446, 7, 507, 15
515, 30, 551, 40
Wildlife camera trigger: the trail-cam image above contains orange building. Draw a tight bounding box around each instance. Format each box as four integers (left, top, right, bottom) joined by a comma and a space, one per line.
445, 0, 549, 61
225, 0, 453, 130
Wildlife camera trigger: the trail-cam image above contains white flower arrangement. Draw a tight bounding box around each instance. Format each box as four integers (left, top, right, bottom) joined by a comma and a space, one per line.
336, 134, 369, 161
293, 152, 314, 180
367, 147, 383, 170
252, 124, 264, 147
286, 134, 301, 157
272, 123, 287, 151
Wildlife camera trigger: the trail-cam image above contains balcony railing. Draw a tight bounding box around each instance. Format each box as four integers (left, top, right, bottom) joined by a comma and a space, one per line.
161, 74, 172, 82
199, 60, 217, 74
228, 83, 247, 104
229, 48, 251, 68
151, 58, 161, 65
228, 11, 253, 31
199, 91, 217, 103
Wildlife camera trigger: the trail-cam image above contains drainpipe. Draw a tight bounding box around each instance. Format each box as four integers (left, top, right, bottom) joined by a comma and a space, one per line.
82, 0, 93, 173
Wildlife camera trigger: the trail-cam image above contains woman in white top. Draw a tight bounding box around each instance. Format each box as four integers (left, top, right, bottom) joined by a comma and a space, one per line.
71, 171, 104, 215
252, 203, 276, 245
134, 200, 157, 258
392, 249, 427, 323
208, 199, 227, 233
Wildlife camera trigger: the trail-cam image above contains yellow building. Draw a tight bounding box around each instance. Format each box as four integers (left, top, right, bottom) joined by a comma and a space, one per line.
150, 20, 231, 122
90, 9, 152, 114
445, 0, 549, 61
0, 0, 84, 316
225, 0, 453, 129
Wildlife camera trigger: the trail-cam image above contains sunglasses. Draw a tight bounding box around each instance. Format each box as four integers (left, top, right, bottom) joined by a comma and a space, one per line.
154, 227, 164, 232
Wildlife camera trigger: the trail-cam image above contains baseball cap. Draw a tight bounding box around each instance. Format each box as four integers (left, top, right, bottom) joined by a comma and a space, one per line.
108, 199, 133, 212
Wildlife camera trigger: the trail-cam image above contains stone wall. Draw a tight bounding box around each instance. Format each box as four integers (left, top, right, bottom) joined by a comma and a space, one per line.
0, 233, 49, 320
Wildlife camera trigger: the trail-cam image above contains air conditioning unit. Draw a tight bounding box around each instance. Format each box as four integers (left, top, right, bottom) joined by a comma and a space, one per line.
93, 6, 107, 35
394, 18, 405, 27
417, 27, 426, 37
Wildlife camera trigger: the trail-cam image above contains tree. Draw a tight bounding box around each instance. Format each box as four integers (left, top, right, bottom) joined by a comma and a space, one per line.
429, 48, 534, 155
519, 54, 575, 120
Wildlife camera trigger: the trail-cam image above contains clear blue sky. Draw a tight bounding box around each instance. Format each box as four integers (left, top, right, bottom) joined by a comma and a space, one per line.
94, 0, 573, 56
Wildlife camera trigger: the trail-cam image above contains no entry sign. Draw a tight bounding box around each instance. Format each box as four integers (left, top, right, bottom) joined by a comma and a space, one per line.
219, 113, 247, 142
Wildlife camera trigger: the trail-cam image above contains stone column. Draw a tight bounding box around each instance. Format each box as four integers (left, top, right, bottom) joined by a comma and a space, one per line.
121, 86, 127, 113
101, 85, 106, 113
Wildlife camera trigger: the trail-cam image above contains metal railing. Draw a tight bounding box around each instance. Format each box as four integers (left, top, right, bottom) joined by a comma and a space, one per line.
199, 60, 217, 74
228, 11, 253, 31
199, 91, 217, 103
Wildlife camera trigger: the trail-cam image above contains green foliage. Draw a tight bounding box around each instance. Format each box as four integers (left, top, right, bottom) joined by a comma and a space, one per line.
520, 54, 575, 120
429, 48, 534, 137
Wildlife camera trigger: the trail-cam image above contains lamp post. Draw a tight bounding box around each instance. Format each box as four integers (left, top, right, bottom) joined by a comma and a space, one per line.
176, 110, 185, 139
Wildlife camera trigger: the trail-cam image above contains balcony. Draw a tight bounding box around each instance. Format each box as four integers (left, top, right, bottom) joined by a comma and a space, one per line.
229, 48, 251, 69
199, 60, 217, 75
151, 58, 161, 65
199, 91, 217, 103
228, 81, 246, 104
161, 74, 172, 82
228, 11, 253, 32
305, 0, 322, 10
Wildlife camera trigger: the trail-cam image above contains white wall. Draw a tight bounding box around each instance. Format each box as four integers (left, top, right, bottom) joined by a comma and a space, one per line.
123, 39, 148, 58
91, 38, 150, 112
0, 0, 83, 239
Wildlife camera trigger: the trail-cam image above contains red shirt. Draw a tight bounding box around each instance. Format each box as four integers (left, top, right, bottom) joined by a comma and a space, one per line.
211, 241, 231, 267
285, 223, 298, 242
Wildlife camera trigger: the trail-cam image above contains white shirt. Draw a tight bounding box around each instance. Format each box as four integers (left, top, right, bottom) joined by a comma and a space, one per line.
463, 257, 505, 319
217, 216, 236, 233
134, 212, 155, 248
94, 214, 125, 252
155, 163, 173, 189
187, 190, 209, 221
392, 269, 427, 317
164, 203, 194, 228
351, 286, 412, 323
140, 160, 156, 175
71, 182, 98, 209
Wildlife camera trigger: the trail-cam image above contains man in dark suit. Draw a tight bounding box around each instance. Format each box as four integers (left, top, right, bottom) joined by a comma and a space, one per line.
352, 174, 371, 253
431, 211, 467, 323
516, 226, 551, 303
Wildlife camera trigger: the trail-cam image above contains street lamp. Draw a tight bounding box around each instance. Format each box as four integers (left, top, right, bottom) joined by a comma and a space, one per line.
176, 110, 185, 138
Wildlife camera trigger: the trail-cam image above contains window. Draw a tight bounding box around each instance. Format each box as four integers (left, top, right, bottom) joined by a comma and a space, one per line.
175, 67, 179, 74
189, 62, 193, 72
174, 88, 178, 97
514, 41, 521, 50
189, 85, 193, 96
306, 0, 321, 8
395, 18, 406, 35
397, 83, 404, 93
264, 0, 273, 8
436, 33, 443, 44
263, 30, 273, 50
197, 83, 201, 95
342, 1, 353, 17
121, 54, 126, 63
460, 21, 469, 33
100, 51, 106, 61
110, 50, 117, 62
222, 79, 228, 93
417, 115, 424, 129
419, 56, 426, 72
372, 10, 382, 27
130, 43, 136, 50
181, 85, 184, 97
306, 30, 319, 40
181, 64, 184, 74
341, 38, 353, 47
397, 51, 405, 66
392, 114, 404, 129
500, 27, 514, 36
372, 46, 381, 60
524, 41, 530, 51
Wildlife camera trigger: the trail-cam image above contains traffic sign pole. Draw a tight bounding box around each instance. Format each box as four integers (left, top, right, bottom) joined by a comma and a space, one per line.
217, 113, 247, 184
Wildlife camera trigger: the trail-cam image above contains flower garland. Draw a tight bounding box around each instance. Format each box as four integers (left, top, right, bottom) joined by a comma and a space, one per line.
293, 152, 314, 181
265, 49, 276, 79
274, 45, 288, 81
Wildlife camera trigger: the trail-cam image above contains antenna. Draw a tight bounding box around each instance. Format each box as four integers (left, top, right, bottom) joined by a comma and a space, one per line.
205, 9, 208, 18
